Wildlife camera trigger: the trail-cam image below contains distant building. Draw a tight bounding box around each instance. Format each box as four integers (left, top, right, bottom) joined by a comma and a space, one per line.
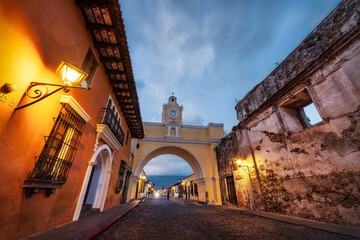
216, 0, 360, 226
180, 174, 199, 201
0, 0, 143, 239
136, 170, 154, 199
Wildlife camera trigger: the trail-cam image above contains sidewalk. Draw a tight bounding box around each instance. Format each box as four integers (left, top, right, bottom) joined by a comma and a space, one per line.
24, 200, 142, 240
203, 201, 360, 239
241, 209, 360, 239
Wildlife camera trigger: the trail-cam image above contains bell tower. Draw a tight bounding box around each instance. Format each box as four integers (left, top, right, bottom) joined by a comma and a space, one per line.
162, 94, 183, 137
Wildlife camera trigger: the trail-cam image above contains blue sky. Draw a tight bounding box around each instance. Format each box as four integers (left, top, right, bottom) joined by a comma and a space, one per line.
120, 0, 341, 175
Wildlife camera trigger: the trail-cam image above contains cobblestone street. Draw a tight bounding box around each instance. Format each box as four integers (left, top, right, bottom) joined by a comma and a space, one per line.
95, 197, 355, 240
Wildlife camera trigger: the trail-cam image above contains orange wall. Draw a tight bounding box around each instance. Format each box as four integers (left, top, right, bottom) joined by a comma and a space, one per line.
0, 1, 132, 239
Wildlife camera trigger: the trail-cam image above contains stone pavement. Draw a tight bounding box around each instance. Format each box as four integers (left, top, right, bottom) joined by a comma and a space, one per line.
96, 197, 359, 240
24, 200, 141, 240
192, 201, 360, 239
23, 197, 360, 240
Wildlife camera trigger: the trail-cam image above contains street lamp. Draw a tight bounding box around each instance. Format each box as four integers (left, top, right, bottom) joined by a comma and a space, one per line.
56, 61, 88, 86
15, 61, 90, 110
235, 158, 251, 175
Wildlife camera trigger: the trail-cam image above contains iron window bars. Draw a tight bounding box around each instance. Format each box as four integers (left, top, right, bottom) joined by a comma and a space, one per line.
24, 103, 86, 197
102, 107, 125, 146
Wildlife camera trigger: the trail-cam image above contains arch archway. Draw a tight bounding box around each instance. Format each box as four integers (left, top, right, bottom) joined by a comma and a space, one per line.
134, 146, 205, 179
73, 144, 113, 220
130, 122, 224, 205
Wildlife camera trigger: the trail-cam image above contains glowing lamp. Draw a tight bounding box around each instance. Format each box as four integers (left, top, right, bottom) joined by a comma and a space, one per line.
236, 159, 242, 165
56, 61, 88, 86
15, 61, 90, 110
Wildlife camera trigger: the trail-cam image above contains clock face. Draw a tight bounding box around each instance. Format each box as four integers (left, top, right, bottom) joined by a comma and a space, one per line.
169, 110, 177, 118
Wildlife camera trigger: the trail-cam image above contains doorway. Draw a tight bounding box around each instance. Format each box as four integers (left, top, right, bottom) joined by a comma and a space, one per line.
80, 148, 109, 217
121, 171, 131, 203
225, 175, 237, 205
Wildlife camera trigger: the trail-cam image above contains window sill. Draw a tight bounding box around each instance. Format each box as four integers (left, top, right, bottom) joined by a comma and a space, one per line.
23, 179, 63, 198
287, 118, 328, 136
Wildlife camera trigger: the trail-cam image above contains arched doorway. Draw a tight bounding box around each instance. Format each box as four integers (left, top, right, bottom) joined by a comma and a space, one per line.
73, 144, 113, 220
83, 149, 108, 207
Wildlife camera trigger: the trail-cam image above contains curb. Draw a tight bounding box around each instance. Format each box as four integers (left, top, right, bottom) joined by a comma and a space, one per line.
240, 210, 360, 239
84, 199, 145, 240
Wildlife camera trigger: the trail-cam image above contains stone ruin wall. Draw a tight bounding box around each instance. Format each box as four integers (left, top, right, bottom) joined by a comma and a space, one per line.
216, 132, 238, 205
216, 0, 360, 226
235, 0, 360, 123
229, 35, 360, 226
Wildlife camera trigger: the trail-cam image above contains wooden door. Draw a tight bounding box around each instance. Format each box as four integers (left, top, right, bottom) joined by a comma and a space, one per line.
225, 176, 237, 205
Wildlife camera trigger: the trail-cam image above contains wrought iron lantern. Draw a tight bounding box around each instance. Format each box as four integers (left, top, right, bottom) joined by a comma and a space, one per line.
15, 61, 90, 110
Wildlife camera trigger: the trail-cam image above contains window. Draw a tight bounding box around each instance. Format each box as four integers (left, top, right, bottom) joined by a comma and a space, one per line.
25, 103, 86, 195
116, 161, 127, 193
170, 127, 176, 136
81, 47, 99, 87
279, 88, 322, 132
302, 103, 322, 126
125, 130, 130, 145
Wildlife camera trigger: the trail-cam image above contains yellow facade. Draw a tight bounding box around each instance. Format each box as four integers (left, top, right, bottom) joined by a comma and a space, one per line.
129, 96, 224, 205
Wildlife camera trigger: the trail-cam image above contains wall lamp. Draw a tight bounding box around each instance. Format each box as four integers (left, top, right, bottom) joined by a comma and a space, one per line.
15, 61, 90, 110
235, 159, 251, 174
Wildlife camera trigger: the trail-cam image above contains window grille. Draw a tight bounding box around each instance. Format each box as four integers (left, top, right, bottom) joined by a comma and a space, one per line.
102, 107, 125, 145
29, 103, 86, 184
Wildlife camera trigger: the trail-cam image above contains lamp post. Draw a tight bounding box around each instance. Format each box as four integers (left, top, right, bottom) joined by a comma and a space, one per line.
15, 61, 90, 110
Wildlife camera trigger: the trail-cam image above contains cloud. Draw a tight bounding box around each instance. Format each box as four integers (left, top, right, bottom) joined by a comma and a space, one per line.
143, 154, 194, 176
121, 0, 342, 133
183, 113, 205, 126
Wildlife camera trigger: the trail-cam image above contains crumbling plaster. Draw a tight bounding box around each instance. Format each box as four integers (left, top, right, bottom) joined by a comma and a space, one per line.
217, 0, 360, 226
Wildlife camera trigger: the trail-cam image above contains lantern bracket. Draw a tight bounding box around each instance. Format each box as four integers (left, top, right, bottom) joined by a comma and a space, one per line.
15, 82, 90, 110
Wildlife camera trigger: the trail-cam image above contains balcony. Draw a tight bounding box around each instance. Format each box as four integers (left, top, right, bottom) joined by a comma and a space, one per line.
96, 108, 125, 151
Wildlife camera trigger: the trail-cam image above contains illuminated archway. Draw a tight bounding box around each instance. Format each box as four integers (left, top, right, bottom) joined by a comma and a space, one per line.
134, 145, 205, 179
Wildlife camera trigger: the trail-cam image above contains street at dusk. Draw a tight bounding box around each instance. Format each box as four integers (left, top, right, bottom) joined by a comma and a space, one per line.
96, 197, 356, 240
1, 0, 359, 239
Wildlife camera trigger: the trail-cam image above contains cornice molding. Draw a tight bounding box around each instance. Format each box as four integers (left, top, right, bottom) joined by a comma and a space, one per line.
143, 122, 224, 129
96, 124, 122, 152
141, 137, 221, 145
60, 95, 91, 122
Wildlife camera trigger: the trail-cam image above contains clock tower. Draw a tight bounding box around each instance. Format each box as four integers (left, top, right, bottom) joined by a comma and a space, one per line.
162, 94, 183, 137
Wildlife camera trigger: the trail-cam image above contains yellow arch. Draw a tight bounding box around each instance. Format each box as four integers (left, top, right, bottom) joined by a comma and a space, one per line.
134, 145, 205, 179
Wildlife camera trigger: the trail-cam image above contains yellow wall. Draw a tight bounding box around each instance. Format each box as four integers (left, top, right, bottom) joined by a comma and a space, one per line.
130, 122, 224, 205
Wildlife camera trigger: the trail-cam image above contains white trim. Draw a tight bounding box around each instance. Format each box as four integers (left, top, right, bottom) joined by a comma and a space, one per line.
143, 121, 224, 129
196, 177, 214, 186
143, 122, 165, 126
105, 94, 122, 125
182, 123, 224, 129
141, 137, 221, 145
96, 124, 122, 152
60, 95, 91, 122
73, 144, 113, 221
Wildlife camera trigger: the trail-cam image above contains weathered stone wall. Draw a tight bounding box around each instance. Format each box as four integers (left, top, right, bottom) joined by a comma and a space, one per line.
215, 132, 238, 205
237, 27, 360, 226
217, 0, 360, 226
